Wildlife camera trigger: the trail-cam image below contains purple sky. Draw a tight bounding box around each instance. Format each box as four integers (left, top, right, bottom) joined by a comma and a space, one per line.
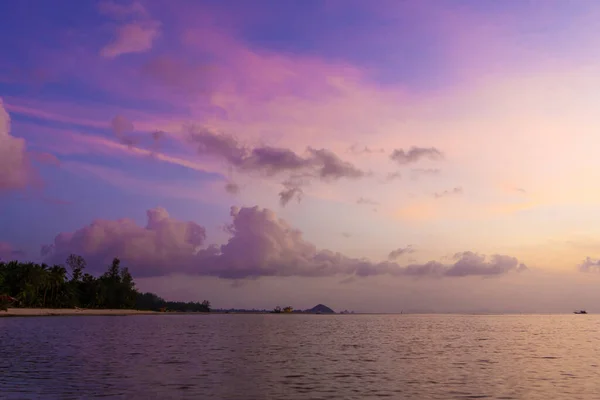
3, 0, 600, 312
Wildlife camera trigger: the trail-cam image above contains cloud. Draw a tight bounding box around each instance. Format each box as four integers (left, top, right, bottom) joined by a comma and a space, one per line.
189, 128, 365, 182
341, 232, 352, 238
99, 2, 160, 58
0, 242, 25, 261
441, 251, 528, 277
348, 144, 385, 155
101, 21, 161, 58
356, 197, 379, 206
110, 115, 138, 146
42, 207, 207, 277
411, 168, 441, 179
224, 182, 240, 195
279, 184, 303, 207
42, 206, 527, 280
578, 257, 600, 272
434, 187, 463, 199
0, 99, 34, 191
388, 245, 415, 260
390, 147, 444, 165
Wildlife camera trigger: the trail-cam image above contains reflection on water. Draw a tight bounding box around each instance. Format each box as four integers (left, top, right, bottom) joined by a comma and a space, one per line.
2, 314, 600, 399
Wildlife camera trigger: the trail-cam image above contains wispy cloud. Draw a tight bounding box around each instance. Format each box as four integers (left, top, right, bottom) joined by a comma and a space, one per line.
99, 1, 161, 58
388, 245, 415, 260
434, 187, 463, 199
357, 197, 379, 206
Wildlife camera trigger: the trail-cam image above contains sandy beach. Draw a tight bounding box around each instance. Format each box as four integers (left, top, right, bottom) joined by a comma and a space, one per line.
0, 308, 158, 317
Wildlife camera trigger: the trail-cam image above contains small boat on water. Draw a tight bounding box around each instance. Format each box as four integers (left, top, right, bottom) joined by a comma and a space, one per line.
574, 310, 588, 314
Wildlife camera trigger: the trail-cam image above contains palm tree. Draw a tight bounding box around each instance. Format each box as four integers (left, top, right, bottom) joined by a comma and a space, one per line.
48, 265, 67, 307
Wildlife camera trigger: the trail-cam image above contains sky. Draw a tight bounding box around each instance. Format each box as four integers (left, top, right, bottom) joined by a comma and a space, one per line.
3, 0, 600, 313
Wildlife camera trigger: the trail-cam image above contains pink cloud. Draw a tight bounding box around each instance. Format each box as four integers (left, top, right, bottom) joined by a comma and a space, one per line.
0, 242, 25, 261
99, 1, 161, 58
0, 99, 35, 192
42, 205, 527, 279
101, 21, 161, 58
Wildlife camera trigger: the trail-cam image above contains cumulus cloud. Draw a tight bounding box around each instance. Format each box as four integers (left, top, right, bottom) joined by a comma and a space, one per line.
578, 257, 600, 272
42, 207, 206, 277
390, 147, 444, 165
0, 99, 34, 192
434, 187, 463, 199
99, 2, 160, 58
42, 206, 527, 280
0, 242, 25, 261
388, 245, 415, 260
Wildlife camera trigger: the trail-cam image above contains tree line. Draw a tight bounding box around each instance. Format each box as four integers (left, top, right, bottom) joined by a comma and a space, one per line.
0, 255, 210, 313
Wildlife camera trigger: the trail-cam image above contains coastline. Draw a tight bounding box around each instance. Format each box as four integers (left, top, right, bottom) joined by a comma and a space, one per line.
0, 308, 159, 317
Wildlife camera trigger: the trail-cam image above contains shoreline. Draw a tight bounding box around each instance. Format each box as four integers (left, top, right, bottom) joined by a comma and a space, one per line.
0, 308, 159, 317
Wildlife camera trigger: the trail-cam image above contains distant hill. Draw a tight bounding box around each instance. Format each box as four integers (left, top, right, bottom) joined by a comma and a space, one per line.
306, 304, 335, 314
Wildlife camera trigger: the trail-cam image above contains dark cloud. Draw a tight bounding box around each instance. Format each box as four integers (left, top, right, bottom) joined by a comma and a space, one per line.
306, 147, 365, 180
434, 187, 463, 199
278, 176, 307, 207
189, 129, 246, 166
188, 128, 365, 181
578, 257, 600, 272
388, 245, 415, 260
245, 146, 310, 175
390, 147, 443, 165
357, 197, 379, 206
42, 206, 527, 280
110, 115, 139, 147
151, 130, 165, 141
279, 185, 303, 206
224, 182, 240, 195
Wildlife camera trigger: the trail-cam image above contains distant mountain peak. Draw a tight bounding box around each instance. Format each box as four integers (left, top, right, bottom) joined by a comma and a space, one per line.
307, 304, 335, 314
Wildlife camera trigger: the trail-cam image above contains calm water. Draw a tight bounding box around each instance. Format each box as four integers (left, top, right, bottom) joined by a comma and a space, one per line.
2, 314, 600, 399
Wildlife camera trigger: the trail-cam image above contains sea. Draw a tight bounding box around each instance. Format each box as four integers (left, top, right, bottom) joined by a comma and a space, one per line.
1, 314, 600, 399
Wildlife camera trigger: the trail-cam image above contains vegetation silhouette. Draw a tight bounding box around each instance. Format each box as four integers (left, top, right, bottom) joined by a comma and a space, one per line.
0, 255, 210, 313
